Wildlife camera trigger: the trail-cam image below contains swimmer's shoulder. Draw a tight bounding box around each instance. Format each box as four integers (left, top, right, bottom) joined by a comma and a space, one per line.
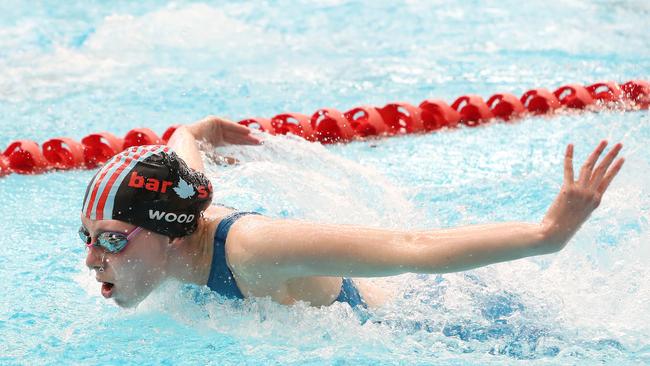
203, 206, 288, 296
202, 204, 272, 249
204, 204, 236, 219
204, 204, 271, 226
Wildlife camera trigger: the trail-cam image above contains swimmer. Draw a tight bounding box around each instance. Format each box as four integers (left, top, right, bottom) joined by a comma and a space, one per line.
81, 116, 625, 309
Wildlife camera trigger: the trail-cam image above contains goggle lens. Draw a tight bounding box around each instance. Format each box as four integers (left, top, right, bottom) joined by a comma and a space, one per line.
79, 227, 130, 253
78, 227, 91, 245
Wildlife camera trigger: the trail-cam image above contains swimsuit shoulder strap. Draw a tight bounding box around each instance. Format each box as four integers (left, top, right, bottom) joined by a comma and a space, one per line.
206, 211, 260, 299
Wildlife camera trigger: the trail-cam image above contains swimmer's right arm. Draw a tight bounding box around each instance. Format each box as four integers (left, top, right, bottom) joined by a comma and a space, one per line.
167, 125, 206, 172
234, 141, 624, 279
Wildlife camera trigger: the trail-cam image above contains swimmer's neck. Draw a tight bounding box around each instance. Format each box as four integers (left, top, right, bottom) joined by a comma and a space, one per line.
163, 205, 225, 287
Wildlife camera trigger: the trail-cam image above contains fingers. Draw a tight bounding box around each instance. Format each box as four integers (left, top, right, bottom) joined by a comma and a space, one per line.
219, 118, 263, 145
590, 143, 622, 188
236, 135, 263, 145
597, 157, 624, 194
201, 115, 229, 124
564, 143, 574, 185
202, 115, 251, 135
578, 140, 607, 185
222, 120, 254, 135
223, 129, 263, 145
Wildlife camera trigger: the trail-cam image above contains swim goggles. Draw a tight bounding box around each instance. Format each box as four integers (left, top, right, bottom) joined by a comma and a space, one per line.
78, 225, 143, 253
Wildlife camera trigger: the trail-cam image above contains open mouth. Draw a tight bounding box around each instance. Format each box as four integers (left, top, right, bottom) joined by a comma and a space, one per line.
101, 282, 115, 298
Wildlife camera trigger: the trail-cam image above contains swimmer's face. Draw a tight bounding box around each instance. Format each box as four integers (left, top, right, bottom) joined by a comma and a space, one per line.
81, 215, 170, 308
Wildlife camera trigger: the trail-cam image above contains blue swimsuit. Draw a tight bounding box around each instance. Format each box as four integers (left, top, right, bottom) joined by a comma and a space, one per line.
206, 211, 367, 309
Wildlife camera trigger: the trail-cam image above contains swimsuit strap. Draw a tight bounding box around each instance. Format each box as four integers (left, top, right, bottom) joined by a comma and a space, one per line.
335, 277, 368, 309
206, 211, 260, 299
207, 211, 368, 310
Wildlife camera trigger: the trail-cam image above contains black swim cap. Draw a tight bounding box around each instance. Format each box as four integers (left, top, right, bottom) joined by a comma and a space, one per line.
81, 145, 213, 237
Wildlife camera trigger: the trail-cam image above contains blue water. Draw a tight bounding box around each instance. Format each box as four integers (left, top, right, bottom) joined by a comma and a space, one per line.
1, 1, 649, 364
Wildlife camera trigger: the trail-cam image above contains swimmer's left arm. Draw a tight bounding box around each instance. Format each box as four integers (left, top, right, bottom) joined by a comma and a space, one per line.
236, 217, 549, 278
234, 141, 624, 279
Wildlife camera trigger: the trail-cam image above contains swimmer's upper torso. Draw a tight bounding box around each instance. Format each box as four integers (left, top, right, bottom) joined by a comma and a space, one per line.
204, 204, 391, 307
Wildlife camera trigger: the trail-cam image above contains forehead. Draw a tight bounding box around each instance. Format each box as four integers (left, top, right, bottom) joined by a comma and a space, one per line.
80, 214, 135, 234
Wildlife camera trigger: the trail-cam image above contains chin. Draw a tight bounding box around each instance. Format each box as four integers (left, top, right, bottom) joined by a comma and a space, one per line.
109, 279, 162, 309
113, 294, 145, 308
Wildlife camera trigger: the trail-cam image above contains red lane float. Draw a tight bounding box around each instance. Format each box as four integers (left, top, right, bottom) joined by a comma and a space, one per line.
344, 106, 388, 137
586, 81, 623, 105
451, 95, 493, 126
487, 93, 525, 121
271, 113, 314, 140
123, 128, 162, 149
237, 118, 276, 134
1, 79, 647, 178
377, 102, 424, 134
81, 132, 124, 168
2, 140, 49, 174
520, 88, 561, 115
553, 84, 594, 109
311, 108, 355, 143
621, 80, 650, 109
42, 137, 85, 170
419, 99, 460, 130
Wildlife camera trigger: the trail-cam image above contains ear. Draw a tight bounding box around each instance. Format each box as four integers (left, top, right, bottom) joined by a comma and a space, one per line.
169, 236, 184, 244
166, 236, 186, 251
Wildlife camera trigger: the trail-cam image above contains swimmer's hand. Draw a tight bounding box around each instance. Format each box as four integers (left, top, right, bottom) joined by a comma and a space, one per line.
541, 141, 624, 251
187, 115, 262, 146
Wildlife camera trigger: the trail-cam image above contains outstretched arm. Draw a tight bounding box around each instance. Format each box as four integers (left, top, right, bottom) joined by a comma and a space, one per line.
166, 115, 261, 172
235, 141, 624, 279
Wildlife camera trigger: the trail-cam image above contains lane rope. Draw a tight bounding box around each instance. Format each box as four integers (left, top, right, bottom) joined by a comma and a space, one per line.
0, 80, 648, 177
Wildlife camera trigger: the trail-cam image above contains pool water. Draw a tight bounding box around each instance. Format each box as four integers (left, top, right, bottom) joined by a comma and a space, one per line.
1, 1, 649, 364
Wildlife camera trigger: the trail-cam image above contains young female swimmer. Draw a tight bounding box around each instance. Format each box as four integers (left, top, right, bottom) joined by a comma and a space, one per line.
81, 116, 625, 309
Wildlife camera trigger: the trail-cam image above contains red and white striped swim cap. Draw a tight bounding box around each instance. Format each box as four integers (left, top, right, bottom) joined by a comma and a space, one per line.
81, 145, 213, 237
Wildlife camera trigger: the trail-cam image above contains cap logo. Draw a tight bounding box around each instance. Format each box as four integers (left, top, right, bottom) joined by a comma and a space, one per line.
148, 210, 195, 223
173, 178, 196, 199
128, 171, 173, 193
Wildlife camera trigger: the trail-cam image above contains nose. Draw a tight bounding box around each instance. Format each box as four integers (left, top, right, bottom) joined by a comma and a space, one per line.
85, 244, 104, 271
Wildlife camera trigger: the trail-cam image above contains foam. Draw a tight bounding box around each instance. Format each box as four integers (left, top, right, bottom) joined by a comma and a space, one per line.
0, 4, 282, 102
